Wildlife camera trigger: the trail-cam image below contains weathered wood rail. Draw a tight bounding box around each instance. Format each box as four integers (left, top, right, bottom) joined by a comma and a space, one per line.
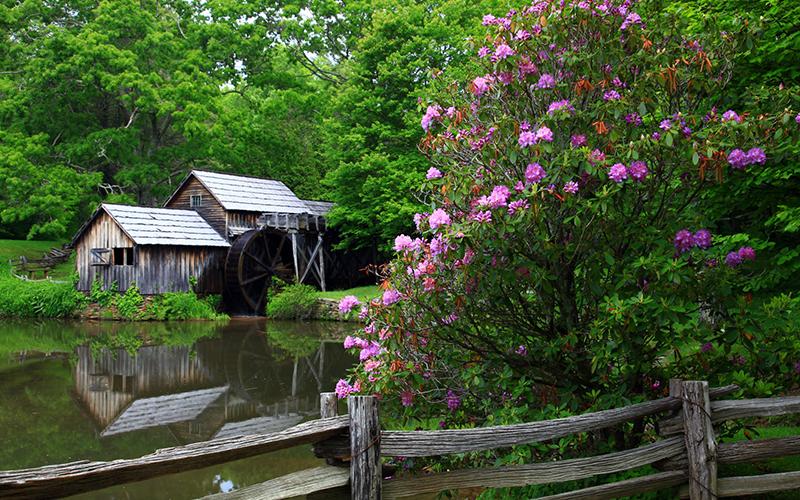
1, 380, 798, 499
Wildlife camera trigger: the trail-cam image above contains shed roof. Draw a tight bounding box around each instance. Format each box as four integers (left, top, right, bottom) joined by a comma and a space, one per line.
74, 204, 231, 248
185, 170, 310, 214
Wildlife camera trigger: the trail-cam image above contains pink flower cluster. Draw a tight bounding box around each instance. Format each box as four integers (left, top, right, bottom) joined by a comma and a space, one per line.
674, 229, 713, 254
335, 378, 361, 399
727, 148, 766, 169
338, 295, 361, 314
725, 246, 756, 267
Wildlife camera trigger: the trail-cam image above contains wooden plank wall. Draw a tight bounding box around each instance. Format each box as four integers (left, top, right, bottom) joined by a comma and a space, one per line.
75, 212, 136, 292
226, 211, 259, 233
75, 213, 227, 293
165, 177, 228, 237
137, 246, 227, 295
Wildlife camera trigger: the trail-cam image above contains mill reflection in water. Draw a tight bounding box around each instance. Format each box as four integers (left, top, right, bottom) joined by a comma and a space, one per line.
75, 319, 351, 443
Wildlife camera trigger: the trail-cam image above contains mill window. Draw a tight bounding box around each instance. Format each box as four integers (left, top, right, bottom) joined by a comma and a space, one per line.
112, 247, 134, 266
190, 195, 203, 208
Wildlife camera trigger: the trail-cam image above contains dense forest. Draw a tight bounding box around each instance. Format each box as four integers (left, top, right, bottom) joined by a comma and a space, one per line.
0, 0, 797, 257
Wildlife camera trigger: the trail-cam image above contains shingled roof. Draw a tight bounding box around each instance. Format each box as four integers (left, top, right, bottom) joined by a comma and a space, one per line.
72, 204, 231, 247
185, 170, 310, 214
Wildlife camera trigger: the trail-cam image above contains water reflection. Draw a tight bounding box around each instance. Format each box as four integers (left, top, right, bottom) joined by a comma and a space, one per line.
74, 320, 350, 442
0, 318, 355, 498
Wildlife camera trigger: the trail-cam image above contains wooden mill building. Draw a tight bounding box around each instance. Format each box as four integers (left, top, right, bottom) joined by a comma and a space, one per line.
71, 170, 370, 313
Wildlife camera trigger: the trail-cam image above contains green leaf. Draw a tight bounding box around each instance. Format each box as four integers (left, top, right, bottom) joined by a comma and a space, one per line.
692, 151, 700, 165
665, 133, 674, 147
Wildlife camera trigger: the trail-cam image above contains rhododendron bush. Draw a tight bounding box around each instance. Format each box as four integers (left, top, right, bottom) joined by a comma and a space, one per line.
338, 0, 800, 446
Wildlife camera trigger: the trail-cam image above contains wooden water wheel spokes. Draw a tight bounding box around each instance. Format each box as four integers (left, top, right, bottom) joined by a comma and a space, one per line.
225, 229, 294, 314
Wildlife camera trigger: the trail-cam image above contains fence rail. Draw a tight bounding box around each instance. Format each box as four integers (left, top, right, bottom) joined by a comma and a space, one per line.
0, 380, 798, 499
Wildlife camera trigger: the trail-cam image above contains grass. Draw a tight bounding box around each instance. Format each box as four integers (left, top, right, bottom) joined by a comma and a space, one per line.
316, 285, 381, 302
0, 239, 74, 279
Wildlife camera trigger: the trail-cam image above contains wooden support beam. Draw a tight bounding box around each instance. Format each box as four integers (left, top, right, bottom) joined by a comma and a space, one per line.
349, 396, 381, 499
318, 234, 326, 291
291, 232, 299, 282
681, 380, 717, 500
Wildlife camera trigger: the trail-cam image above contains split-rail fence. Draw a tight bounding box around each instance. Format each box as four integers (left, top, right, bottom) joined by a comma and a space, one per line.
1, 379, 799, 499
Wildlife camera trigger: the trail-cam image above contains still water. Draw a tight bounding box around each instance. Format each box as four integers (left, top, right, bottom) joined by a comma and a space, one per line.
0, 318, 356, 498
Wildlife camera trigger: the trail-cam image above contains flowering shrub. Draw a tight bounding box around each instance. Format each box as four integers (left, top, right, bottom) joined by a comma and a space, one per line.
338, 0, 800, 468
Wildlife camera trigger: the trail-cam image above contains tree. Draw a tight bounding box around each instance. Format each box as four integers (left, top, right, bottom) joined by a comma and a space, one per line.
316, 0, 504, 250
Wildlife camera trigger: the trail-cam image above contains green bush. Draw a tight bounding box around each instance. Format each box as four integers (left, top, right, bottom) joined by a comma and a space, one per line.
266, 283, 318, 320
0, 274, 86, 318
116, 284, 144, 320
89, 279, 116, 307
150, 291, 227, 321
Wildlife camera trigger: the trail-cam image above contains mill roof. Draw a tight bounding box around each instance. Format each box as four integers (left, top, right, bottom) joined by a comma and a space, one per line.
176, 170, 311, 214
71, 204, 231, 248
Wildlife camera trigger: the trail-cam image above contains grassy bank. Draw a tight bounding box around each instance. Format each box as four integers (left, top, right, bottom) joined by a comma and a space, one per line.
0, 240, 226, 320
266, 283, 381, 321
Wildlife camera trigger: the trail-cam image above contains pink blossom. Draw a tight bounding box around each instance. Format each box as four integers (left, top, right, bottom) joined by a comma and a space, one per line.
628, 160, 648, 181
426, 167, 443, 179
603, 90, 621, 101
428, 209, 451, 230
620, 12, 642, 31
536, 73, 556, 89
421, 105, 441, 131
338, 295, 361, 314
494, 43, 515, 60
393, 234, 414, 252
335, 379, 358, 399
588, 149, 606, 164
477, 46, 490, 58
487, 185, 510, 208
471, 210, 492, 223
518, 130, 536, 147
525, 163, 547, 184
609, 163, 628, 183
535, 126, 554, 142
563, 181, 579, 194
471, 76, 490, 96
547, 99, 574, 115
382, 289, 402, 305
400, 390, 414, 407
508, 199, 529, 215
446, 390, 461, 411
721, 110, 740, 123
571, 134, 587, 147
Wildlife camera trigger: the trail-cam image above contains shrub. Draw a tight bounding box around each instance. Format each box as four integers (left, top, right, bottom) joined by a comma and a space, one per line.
266, 283, 318, 320
0, 274, 86, 318
154, 291, 227, 320
116, 283, 144, 320
337, 0, 800, 458
89, 278, 116, 307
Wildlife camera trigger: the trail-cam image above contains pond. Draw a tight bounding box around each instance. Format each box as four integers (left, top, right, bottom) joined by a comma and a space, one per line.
0, 318, 356, 498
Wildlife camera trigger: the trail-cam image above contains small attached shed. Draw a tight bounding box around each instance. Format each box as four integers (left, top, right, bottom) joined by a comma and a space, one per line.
71, 204, 230, 294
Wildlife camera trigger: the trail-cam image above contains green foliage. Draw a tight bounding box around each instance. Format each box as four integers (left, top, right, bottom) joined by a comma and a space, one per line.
89, 279, 116, 308
0, 272, 86, 318
115, 284, 143, 320
340, 5, 800, 491
150, 292, 228, 321
266, 282, 318, 320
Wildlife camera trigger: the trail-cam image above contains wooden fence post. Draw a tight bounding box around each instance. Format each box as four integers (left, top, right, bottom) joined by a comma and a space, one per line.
320, 392, 338, 419
681, 380, 717, 500
349, 395, 381, 499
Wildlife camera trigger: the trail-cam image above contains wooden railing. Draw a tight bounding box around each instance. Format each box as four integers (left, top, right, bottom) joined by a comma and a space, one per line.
1, 380, 799, 499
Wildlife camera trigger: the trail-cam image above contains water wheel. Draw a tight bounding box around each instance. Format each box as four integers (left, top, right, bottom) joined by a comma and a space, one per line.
224, 229, 294, 314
